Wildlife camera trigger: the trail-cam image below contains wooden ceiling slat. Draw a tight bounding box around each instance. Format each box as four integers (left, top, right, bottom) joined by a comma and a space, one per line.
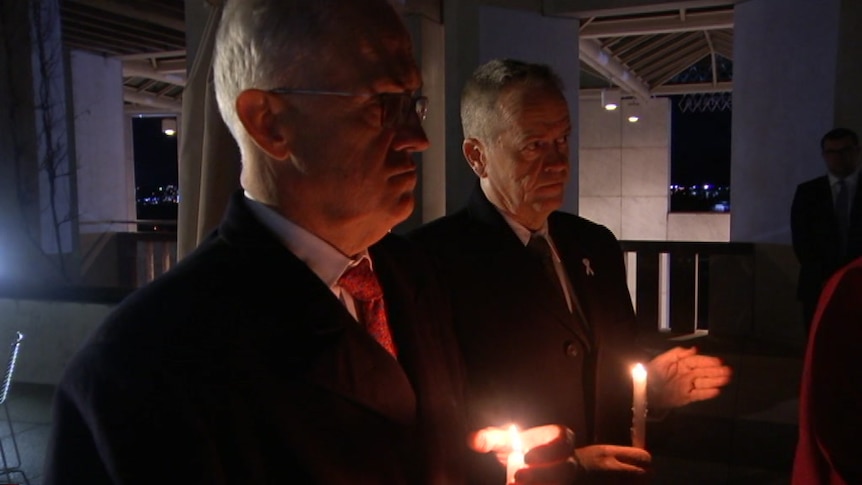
627, 32, 698, 72
66, 0, 184, 32
62, 25, 169, 54
63, 15, 184, 49
639, 43, 708, 80
650, 51, 712, 86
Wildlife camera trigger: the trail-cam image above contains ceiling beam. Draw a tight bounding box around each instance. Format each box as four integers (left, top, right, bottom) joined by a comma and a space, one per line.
123, 88, 181, 112
123, 60, 187, 86
67, 0, 185, 32
579, 38, 652, 100
579, 80, 731, 98
546, 0, 737, 18
118, 49, 186, 61
650, 81, 732, 94
704, 31, 718, 85
579, 10, 733, 38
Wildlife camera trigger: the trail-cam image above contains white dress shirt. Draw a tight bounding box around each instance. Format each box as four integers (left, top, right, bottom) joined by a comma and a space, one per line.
243, 192, 369, 321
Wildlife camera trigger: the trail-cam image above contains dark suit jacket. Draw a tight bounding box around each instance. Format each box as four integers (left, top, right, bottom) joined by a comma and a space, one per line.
791, 173, 862, 311
792, 256, 862, 485
43, 191, 467, 485
409, 187, 640, 481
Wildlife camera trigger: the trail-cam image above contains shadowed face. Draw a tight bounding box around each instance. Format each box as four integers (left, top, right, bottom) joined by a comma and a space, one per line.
276, 1, 428, 254
469, 84, 571, 230
822, 136, 860, 178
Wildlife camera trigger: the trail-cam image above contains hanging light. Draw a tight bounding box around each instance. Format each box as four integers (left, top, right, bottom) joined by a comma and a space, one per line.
161, 117, 177, 136
601, 88, 620, 111
627, 100, 640, 123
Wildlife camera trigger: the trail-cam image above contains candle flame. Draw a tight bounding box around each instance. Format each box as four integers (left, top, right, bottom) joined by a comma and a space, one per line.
631, 362, 647, 381
508, 424, 523, 453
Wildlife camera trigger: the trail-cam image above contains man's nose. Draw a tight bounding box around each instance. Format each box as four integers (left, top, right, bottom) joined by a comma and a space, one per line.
392, 121, 430, 152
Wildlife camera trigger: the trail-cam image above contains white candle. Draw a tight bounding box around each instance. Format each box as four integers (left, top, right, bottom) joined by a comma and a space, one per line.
631, 363, 648, 449
506, 424, 524, 484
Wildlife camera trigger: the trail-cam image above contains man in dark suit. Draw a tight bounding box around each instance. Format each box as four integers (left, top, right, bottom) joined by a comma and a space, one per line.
791, 127, 862, 336
43, 3, 578, 483
793, 255, 862, 485
410, 58, 732, 483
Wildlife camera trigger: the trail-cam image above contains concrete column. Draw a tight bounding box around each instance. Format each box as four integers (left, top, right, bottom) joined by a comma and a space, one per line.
0, 0, 77, 284
730, 0, 852, 244
70, 51, 133, 235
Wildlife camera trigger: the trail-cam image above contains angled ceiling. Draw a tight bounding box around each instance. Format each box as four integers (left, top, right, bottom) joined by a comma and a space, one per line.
578, 5, 734, 98
60, 0, 186, 114
57, 1, 735, 114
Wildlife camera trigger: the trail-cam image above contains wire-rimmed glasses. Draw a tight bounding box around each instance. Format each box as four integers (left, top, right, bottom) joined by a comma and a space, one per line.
269, 88, 428, 128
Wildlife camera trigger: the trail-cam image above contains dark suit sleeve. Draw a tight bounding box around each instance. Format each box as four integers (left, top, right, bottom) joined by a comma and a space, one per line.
791, 184, 819, 265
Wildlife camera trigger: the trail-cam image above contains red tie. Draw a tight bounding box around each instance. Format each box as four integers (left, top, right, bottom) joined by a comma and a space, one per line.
338, 259, 397, 357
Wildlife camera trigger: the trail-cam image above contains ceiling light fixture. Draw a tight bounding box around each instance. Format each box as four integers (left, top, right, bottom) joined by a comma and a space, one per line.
161, 117, 177, 136
601, 88, 620, 111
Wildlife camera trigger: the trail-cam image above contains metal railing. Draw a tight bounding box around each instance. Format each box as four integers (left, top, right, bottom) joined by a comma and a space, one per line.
113, 233, 759, 336
620, 241, 756, 336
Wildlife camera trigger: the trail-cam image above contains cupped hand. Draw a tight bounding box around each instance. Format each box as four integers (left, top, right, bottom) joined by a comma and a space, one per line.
574, 444, 651, 475
647, 346, 733, 409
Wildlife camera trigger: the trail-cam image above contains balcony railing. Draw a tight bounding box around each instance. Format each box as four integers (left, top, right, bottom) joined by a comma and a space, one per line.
620, 241, 756, 337
117, 232, 766, 338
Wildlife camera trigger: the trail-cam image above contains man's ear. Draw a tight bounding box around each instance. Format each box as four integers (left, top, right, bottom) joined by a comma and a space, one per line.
463, 138, 487, 177
235, 89, 292, 160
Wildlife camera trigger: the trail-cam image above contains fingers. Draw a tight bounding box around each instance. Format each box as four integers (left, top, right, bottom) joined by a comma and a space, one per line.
467, 427, 508, 453
522, 425, 575, 464
679, 354, 727, 370
468, 424, 574, 455
513, 457, 578, 484
652, 346, 696, 366
690, 388, 721, 402
574, 444, 651, 474
695, 374, 732, 388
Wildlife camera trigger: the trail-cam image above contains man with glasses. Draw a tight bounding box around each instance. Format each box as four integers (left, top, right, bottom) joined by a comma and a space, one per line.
43, 2, 577, 483
792, 127, 862, 336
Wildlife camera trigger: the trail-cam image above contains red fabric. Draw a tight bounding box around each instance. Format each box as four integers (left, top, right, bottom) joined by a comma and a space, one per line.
792, 256, 862, 485
339, 259, 398, 357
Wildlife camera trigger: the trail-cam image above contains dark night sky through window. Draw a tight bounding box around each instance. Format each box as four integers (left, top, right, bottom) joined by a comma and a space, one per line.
132, 116, 178, 194
670, 95, 732, 187
130, 102, 733, 216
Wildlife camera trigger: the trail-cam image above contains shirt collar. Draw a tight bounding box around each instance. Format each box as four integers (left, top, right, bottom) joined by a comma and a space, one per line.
495, 208, 561, 261
828, 166, 861, 188
243, 191, 370, 288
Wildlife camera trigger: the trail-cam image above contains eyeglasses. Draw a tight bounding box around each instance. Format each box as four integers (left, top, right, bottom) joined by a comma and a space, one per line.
822, 146, 859, 156
269, 88, 428, 128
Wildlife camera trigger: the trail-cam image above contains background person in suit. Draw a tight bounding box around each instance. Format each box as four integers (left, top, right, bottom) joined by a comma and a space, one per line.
791, 127, 862, 336
792, 255, 862, 485
43, 3, 577, 483
410, 58, 732, 484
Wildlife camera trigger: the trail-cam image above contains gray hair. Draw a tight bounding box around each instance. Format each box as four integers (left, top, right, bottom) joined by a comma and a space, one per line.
460, 58, 565, 140
213, 1, 340, 152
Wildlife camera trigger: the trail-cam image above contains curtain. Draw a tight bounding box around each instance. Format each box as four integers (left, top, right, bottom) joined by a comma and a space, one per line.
177, 1, 240, 259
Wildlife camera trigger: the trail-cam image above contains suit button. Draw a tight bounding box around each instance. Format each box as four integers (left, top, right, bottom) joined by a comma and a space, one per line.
564, 341, 579, 357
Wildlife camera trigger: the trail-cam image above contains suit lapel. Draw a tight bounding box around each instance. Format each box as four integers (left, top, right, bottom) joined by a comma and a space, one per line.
466, 186, 593, 350
221, 193, 417, 425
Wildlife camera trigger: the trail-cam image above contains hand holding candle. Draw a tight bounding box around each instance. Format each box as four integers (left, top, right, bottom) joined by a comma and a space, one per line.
467, 424, 576, 484
506, 424, 524, 484
631, 363, 648, 449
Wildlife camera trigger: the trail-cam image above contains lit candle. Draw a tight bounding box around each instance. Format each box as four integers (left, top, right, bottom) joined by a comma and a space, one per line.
506, 424, 524, 484
631, 363, 648, 449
